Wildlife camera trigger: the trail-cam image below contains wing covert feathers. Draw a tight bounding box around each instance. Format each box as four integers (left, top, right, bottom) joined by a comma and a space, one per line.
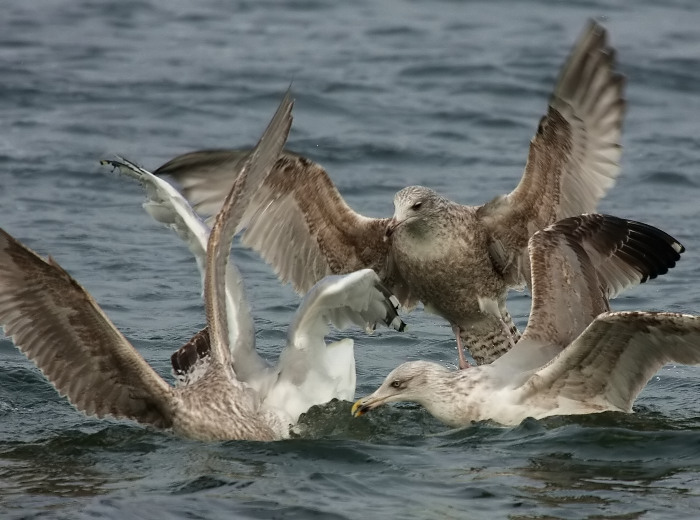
0, 228, 175, 428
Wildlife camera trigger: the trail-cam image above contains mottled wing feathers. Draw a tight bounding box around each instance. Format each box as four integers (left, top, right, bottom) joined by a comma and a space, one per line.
546, 214, 684, 298
523, 214, 684, 348
239, 155, 392, 293
157, 150, 391, 295
155, 149, 259, 218
0, 229, 175, 428
523, 312, 700, 412
479, 21, 625, 287
516, 20, 625, 222
205, 90, 294, 364
102, 155, 266, 383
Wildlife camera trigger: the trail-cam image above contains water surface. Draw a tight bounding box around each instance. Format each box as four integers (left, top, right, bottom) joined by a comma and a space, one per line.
1, 1, 700, 518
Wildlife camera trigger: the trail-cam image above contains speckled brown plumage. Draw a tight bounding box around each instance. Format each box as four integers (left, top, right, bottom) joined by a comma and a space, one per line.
156, 21, 626, 366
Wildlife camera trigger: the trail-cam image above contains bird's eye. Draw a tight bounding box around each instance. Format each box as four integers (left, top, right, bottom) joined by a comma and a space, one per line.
390, 380, 402, 389
411, 202, 422, 211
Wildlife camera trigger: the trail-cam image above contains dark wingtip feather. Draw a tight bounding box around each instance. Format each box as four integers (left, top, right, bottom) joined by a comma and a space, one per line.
376, 285, 407, 333
171, 327, 211, 377
554, 213, 685, 286
622, 219, 684, 281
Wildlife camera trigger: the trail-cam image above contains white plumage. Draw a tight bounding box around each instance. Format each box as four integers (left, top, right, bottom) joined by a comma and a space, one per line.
101, 156, 404, 430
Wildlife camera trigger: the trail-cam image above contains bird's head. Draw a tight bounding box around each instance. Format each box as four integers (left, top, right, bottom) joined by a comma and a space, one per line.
385, 186, 445, 240
351, 360, 451, 416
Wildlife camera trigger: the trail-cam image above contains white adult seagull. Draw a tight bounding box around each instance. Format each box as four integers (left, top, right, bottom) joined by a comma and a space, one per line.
100, 155, 405, 427
351, 214, 695, 426
152, 21, 626, 368
0, 91, 400, 441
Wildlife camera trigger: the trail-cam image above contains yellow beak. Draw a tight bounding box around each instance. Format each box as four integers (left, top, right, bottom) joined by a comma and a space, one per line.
351, 399, 366, 417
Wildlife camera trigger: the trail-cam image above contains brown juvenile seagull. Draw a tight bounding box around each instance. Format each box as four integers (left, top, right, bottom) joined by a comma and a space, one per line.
351, 214, 695, 426
0, 92, 295, 441
154, 21, 625, 368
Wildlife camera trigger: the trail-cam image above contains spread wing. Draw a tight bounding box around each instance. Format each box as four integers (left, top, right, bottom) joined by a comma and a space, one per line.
494, 214, 684, 372
478, 20, 625, 287
0, 228, 175, 428
100, 157, 269, 384
155, 150, 394, 295
287, 269, 406, 348
521, 312, 700, 412
205, 90, 294, 364
168, 266, 406, 392
263, 269, 406, 421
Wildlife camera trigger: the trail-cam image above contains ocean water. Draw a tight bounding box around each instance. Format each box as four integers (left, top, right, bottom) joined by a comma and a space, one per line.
1, 1, 700, 518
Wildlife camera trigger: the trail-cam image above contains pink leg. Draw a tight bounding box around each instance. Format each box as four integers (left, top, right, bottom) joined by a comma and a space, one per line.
452, 324, 470, 370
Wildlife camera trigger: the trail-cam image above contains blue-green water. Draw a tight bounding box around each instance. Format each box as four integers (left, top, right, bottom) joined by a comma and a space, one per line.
1, 1, 700, 518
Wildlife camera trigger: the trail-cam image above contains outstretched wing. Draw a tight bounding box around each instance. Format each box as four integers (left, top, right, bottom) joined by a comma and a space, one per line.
156, 150, 392, 295
494, 214, 684, 372
101, 157, 268, 382
168, 269, 406, 404
287, 269, 406, 348
168, 268, 406, 398
262, 269, 406, 422
521, 312, 700, 412
0, 228, 175, 428
155, 149, 296, 217
525, 214, 684, 346
479, 20, 625, 287
205, 90, 294, 365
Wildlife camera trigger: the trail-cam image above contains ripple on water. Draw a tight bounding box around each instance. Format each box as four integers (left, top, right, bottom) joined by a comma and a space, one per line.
640, 171, 698, 187
2, 1, 700, 519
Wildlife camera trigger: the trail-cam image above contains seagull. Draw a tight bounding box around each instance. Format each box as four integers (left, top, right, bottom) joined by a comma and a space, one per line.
350, 214, 694, 427
0, 91, 399, 441
100, 156, 405, 427
152, 20, 626, 368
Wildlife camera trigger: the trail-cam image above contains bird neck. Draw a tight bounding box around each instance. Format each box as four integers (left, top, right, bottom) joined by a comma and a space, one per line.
418, 367, 483, 427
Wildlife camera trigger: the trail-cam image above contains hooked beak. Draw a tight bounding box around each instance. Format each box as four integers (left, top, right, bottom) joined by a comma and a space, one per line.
351, 394, 387, 417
